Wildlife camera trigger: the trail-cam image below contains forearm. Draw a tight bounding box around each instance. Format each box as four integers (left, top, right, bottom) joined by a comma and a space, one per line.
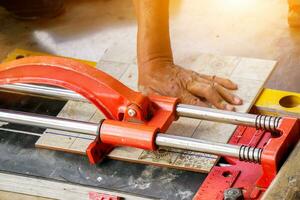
133, 0, 173, 69
133, 0, 241, 109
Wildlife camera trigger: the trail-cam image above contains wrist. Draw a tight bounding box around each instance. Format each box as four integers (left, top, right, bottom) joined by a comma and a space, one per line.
138, 54, 173, 72
137, 55, 175, 86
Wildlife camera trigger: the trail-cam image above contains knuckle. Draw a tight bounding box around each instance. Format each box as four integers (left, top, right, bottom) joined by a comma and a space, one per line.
225, 79, 234, 85
181, 94, 199, 105
213, 82, 220, 87
204, 84, 213, 92
181, 93, 191, 101
217, 102, 226, 109
204, 85, 217, 95
217, 98, 224, 104
213, 93, 224, 103
191, 71, 200, 77
193, 98, 201, 104
228, 93, 235, 100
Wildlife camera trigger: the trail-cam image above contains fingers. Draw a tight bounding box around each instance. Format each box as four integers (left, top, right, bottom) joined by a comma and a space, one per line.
214, 83, 243, 105
195, 73, 238, 90
140, 85, 209, 107
181, 92, 209, 107
214, 76, 238, 90
188, 82, 235, 111
190, 72, 242, 107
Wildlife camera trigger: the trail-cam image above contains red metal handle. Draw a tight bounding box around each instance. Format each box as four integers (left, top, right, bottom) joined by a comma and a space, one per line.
0, 56, 148, 120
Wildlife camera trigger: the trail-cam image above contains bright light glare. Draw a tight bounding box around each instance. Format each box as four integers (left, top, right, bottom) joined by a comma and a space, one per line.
220, 0, 256, 10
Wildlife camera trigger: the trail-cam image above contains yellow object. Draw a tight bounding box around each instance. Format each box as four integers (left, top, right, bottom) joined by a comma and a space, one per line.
2, 49, 97, 67
288, 0, 300, 27
254, 88, 300, 117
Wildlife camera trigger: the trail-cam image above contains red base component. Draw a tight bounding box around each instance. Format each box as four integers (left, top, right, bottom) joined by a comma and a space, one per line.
88, 192, 121, 200
86, 141, 114, 164
194, 118, 300, 200
86, 95, 177, 164
100, 120, 159, 150
0, 56, 178, 164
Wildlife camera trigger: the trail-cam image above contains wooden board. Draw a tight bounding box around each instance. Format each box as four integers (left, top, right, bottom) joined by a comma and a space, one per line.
32, 52, 276, 173
0, 190, 52, 200
262, 141, 300, 200
0, 172, 150, 200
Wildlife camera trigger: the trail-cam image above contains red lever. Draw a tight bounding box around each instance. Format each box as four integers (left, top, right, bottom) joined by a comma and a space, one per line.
0, 56, 148, 121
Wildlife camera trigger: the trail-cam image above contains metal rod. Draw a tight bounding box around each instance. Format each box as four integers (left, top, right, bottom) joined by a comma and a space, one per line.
176, 104, 282, 131
177, 104, 257, 126
0, 84, 281, 131
0, 108, 262, 162
0, 109, 98, 136
155, 134, 262, 162
0, 83, 86, 102
156, 134, 240, 157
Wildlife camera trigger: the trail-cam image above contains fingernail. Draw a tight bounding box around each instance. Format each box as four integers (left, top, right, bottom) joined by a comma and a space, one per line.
234, 97, 243, 105
225, 104, 235, 111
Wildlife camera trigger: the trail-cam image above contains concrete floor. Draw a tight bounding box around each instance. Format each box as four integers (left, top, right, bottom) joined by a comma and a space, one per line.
0, 0, 299, 92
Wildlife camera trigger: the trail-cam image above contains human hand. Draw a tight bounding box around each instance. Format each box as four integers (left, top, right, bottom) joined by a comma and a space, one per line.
138, 61, 243, 111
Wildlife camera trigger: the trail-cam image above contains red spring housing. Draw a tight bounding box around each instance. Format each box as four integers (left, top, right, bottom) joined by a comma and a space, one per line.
194, 117, 299, 200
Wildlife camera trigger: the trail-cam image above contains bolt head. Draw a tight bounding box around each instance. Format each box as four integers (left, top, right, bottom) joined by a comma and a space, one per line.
224, 188, 243, 200
127, 108, 136, 117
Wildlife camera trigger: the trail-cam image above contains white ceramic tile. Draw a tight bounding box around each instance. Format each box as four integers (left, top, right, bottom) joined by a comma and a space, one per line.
231, 58, 276, 81
234, 101, 252, 113
56, 101, 97, 120
119, 63, 138, 91
101, 31, 137, 64
175, 54, 201, 69
230, 77, 264, 104
96, 60, 130, 79
36, 130, 79, 149
68, 136, 94, 153
192, 121, 237, 143
69, 108, 105, 152
89, 110, 105, 122
188, 54, 241, 78
166, 117, 201, 137
36, 101, 97, 149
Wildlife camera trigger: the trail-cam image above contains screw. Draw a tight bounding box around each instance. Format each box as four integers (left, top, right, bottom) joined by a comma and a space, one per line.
224, 188, 243, 200
127, 108, 136, 117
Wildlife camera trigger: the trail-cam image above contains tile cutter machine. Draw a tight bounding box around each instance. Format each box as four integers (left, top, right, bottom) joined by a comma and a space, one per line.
0, 56, 298, 199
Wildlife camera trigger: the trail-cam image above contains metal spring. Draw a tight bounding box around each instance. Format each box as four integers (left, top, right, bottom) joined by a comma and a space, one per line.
255, 115, 282, 132
239, 145, 263, 163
